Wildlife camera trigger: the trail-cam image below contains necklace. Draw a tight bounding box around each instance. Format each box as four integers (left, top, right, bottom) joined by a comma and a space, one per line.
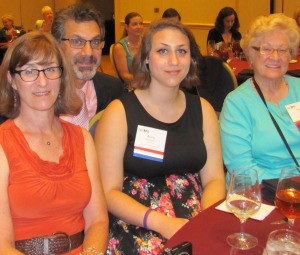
126, 37, 141, 51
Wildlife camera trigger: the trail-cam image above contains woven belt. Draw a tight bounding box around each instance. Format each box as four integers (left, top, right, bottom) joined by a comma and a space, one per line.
15, 231, 84, 255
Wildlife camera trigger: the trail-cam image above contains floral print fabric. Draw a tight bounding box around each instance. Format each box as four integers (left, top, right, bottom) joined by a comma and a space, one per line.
106, 172, 202, 255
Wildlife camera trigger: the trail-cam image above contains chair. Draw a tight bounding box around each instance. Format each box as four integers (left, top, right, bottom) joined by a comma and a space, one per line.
89, 110, 104, 138
196, 56, 238, 113
109, 43, 124, 83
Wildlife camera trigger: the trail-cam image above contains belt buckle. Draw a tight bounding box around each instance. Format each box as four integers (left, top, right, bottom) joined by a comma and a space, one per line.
51, 231, 71, 253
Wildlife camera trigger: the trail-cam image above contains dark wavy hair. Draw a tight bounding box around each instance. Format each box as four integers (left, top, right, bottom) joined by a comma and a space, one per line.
215, 7, 240, 33
0, 31, 82, 118
131, 19, 202, 90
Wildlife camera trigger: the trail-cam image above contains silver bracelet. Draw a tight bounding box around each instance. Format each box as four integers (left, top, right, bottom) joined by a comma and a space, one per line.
79, 247, 104, 255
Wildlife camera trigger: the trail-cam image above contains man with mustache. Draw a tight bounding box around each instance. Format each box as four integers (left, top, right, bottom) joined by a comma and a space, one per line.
52, 3, 124, 130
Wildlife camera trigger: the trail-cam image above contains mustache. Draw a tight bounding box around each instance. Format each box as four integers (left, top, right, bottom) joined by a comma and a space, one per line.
75, 56, 98, 65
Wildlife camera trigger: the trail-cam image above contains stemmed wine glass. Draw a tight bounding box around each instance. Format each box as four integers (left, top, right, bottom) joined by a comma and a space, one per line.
232, 40, 242, 58
226, 168, 262, 250
207, 40, 216, 56
275, 166, 300, 229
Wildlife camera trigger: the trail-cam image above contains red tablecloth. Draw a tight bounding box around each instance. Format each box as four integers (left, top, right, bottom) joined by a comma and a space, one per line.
163, 200, 300, 255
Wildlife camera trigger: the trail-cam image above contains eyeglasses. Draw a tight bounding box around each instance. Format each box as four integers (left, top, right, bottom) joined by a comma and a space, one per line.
12, 66, 63, 82
252, 45, 291, 57
62, 38, 105, 50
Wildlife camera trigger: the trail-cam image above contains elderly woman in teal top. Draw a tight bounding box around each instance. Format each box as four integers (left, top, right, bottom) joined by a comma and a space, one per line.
113, 12, 143, 88
220, 13, 300, 185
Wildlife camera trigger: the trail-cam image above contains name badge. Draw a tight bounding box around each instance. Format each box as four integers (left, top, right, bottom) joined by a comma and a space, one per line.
285, 101, 300, 131
133, 125, 167, 162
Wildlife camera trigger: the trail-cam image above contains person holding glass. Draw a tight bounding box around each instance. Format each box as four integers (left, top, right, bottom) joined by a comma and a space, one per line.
95, 19, 225, 254
0, 14, 26, 43
0, 31, 108, 255
220, 13, 300, 185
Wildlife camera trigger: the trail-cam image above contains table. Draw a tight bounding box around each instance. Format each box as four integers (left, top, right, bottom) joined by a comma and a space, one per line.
163, 200, 300, 254
228, 55, 300, 85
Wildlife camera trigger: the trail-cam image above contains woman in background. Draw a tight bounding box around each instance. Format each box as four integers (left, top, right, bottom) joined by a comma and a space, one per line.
96, 19, 225, 254
220, 13, 300, 184
36, 6, 53, 33
207, 6, 241, 45
0, 31, 108, 255
113, 12, 143, 88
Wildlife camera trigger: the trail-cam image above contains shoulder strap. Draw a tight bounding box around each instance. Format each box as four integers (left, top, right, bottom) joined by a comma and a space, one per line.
253, 78, 299, 168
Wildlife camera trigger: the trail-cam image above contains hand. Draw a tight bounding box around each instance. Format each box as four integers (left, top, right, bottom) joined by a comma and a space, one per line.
157, 216, 189, 239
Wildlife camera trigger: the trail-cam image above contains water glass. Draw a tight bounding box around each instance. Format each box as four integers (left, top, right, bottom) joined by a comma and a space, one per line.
265, 229, 300, 255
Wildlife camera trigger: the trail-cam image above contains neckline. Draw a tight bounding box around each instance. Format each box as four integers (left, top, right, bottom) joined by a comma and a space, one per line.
131, 91, 187, 125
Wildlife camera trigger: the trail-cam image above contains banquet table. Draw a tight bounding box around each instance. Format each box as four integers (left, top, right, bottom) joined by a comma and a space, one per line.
163, 200, 300, 255
228, 55, 300, 85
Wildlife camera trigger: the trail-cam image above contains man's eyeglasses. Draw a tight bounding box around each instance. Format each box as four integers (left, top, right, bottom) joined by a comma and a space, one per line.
252, 45, 291, 57
62, 38, 105, 50
11, 66, 63, 82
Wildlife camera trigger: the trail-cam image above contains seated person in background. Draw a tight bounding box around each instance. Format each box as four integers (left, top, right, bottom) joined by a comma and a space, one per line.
113, 12, 143, 89
52, 3, 124, 130
36, 6, 53, 33
220, 13, 300, 184
0, 31, 108, 255
95, 19, 225, 254
0, 14, 25, 43
207, 7, 241, 46
162, 8, 181, 22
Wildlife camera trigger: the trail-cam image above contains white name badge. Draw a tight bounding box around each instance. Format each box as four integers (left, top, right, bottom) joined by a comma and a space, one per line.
133, 125, 167, 162
285, 101, 300, 131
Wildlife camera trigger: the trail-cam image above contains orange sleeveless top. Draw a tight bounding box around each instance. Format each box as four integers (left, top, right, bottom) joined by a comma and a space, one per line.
0, 120, 91, 246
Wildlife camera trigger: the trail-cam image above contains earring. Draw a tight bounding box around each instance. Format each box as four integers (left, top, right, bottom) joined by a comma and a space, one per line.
13, 91, 18, 109
57, 91, 62, 104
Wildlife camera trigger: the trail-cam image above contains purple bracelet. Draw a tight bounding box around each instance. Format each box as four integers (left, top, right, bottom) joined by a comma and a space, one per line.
143, 208, 153, 230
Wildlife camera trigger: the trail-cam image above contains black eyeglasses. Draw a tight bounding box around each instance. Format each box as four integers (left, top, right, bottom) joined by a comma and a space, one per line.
12, 66, 63, 82
252, 45, 291, 57
62, 38, 105, 50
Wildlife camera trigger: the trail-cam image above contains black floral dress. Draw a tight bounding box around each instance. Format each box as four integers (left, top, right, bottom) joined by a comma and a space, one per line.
106, 92, 207, 255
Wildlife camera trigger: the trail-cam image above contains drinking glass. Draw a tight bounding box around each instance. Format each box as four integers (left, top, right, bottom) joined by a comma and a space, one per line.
275, 167, 300, 228
264, 229, 300, 255
207, 40, 216, 56
232, 40, 242, 58
226, 168, 262, 250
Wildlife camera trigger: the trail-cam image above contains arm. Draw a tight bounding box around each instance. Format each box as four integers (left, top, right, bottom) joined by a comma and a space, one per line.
0, 145, 24, 255
95, 100, 188, 240
199, 98, 226, 209
81, 129, 109, 253
113, 43, 133, 83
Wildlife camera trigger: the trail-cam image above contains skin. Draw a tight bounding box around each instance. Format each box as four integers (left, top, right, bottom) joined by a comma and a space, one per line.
250, 31, 291, 105
0, 56, 108, 254
113, 15, 143, 83
61, 20, 102, 89
222, 14, 235, 43
2, 18, 13, 30
95, 28, 225, 240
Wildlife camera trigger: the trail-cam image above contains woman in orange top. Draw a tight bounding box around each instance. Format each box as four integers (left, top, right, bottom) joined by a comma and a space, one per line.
0, 31, 108, 255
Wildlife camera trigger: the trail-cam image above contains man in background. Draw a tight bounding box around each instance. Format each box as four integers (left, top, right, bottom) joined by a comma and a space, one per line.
52, 3, 124, 130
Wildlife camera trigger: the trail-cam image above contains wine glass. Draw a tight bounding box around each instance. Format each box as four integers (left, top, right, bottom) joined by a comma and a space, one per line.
226, 168, 261, 250
275, 166, 300, 229
207, 40, 216, 56
232, 40, 242, 58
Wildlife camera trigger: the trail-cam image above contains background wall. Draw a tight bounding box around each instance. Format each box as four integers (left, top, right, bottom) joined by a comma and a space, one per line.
0, 0, 299, 54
